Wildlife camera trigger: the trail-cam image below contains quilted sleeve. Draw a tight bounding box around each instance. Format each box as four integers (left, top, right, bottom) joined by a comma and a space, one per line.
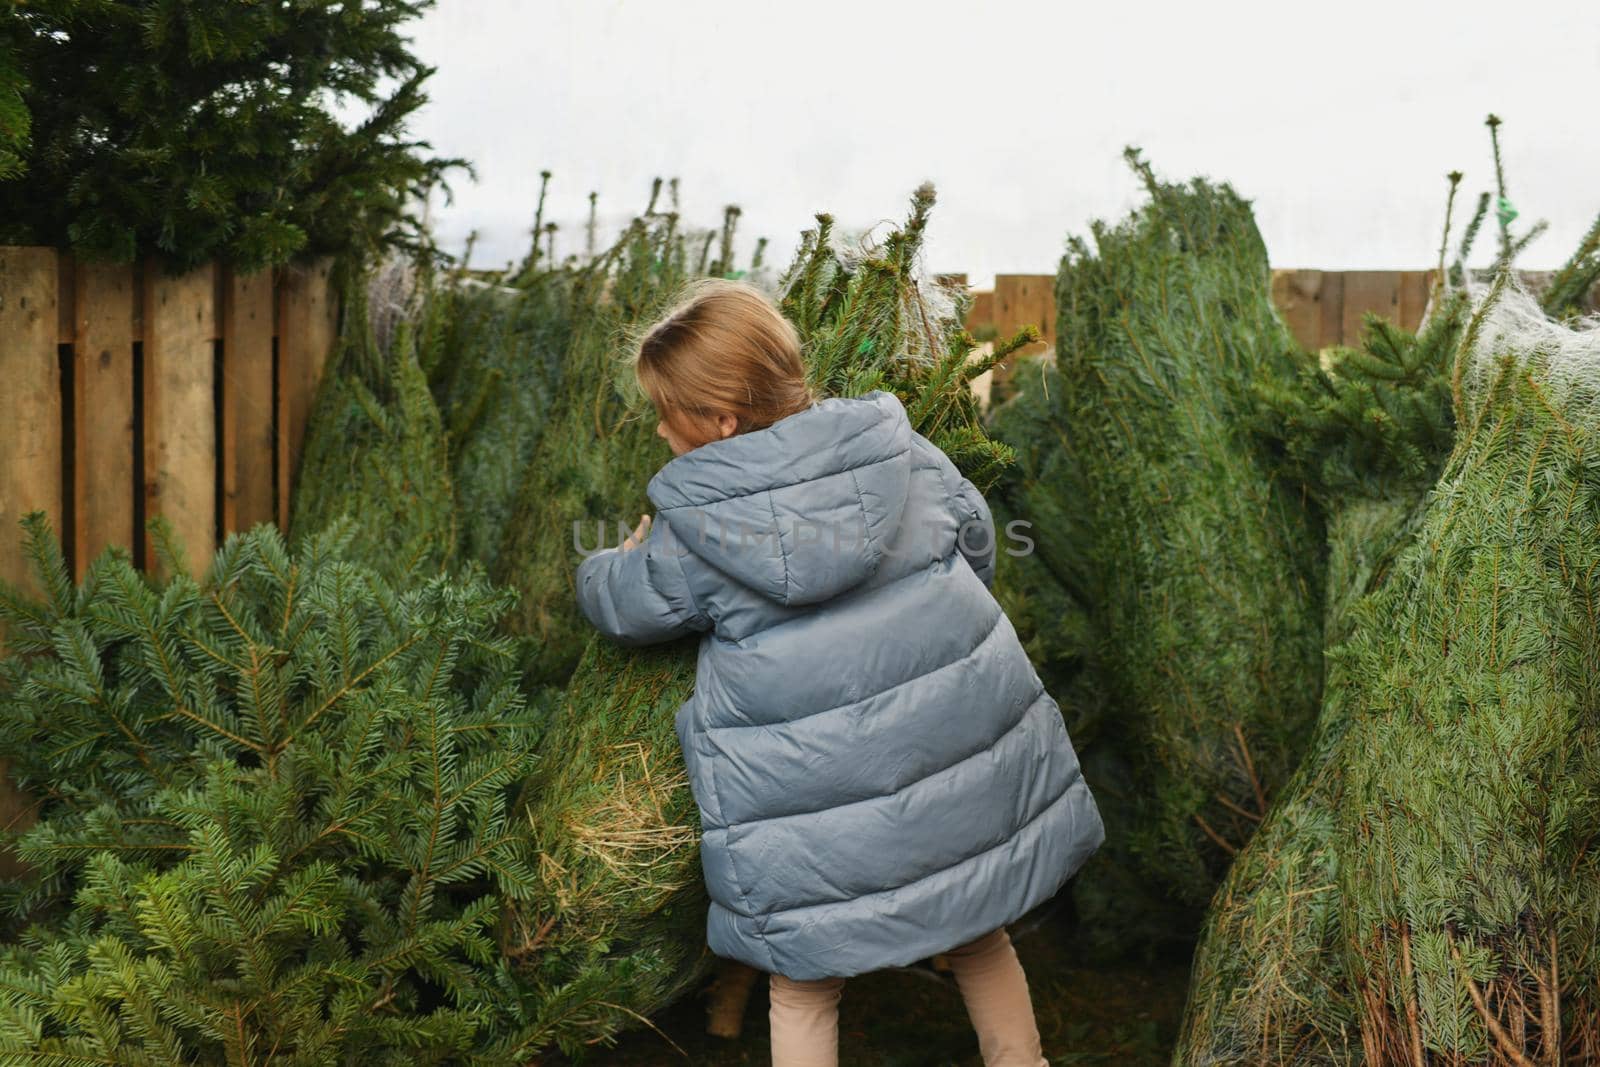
912, 431, 996, 588
575, 520, 712, 646
951, 471, 996, 588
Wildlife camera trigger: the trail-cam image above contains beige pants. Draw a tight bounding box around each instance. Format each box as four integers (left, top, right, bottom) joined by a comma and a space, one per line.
767, 927, 1048, 1067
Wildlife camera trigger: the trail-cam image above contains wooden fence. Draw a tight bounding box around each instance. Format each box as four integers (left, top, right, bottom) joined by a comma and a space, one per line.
0, 249, 339, 597
968, 269, 1445, 361
1269, 270, 1438, 352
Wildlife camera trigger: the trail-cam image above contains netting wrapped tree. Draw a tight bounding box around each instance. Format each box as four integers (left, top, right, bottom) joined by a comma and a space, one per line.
428, 175, 581, 573
988, 360, 1190, 952
1176, 148, 1587, 1064
289, 256, 459, 586
430, 272, 575, 572
1175, 281, 1472, 1065
493, 186, 707, 685
499, 185, 1034, 1055
990, 151, 1325, 932
1333, 279, 1600, 1064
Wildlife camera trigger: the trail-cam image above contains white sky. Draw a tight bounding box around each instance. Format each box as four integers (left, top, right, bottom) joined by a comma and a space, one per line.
405, 0, 1600, 289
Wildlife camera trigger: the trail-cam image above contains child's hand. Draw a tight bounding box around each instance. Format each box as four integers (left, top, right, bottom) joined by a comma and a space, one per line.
621, 513, 652, 552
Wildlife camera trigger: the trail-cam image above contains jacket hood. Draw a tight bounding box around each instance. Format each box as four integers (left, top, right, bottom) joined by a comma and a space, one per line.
646, 389, 913, 606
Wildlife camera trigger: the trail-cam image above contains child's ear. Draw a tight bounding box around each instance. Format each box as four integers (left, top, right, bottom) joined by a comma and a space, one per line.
717, 413, 739, 439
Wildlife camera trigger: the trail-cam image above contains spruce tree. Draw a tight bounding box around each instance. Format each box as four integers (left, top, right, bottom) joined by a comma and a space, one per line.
1175, 285, 1472, 1064
988, 361, 1195, 956
1334, 277, 1600, 1064
990, 151, 1325, 927
428, 246, 578, 574
289, 257, 458, 588
0, 39, 25, 182
0, 515, 546, 1063
0, 0, 462, 270
1178, 138, 1594, 1064
491, 184, 699, 685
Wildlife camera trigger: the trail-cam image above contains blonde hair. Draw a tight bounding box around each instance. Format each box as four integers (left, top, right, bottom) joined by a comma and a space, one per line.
632, 279, 816, 441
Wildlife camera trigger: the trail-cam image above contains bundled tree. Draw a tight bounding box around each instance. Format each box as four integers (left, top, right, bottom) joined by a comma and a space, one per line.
0, 515, 546, 1063
431, 272, 577, 572
294, 171, 581, 590
1177, 136, 1592, 1064
289, 256, 459, 587
1175, 278, 1472, 1064
497, 185, 1034, 1054
491, 182, 706, 685
1332, 278, 1600, 1064
990, 151, 1325, 928
0, 0, 463, 269
427, 177, 580, 573
987, 363, 1188, 954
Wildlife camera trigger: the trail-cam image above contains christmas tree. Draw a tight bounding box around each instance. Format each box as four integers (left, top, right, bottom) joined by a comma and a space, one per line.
988, 363, 1192, 956
1177, 137, 1592, 1063
989, 151, 1325, 929
0, 515, 548, 1063
289, 256, 459, 587
1176, 281, 1472, 1064
429, 210, 579, 572
490, 184, 702, 685
1333, 277, 1600, 1063
0, 0, 462, 269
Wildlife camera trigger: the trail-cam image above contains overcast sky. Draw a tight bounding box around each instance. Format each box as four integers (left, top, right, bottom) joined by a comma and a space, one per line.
405, 0, 1600, 288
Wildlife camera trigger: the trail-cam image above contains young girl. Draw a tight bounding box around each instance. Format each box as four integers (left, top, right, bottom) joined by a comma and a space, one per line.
575, 279, 1104, 1067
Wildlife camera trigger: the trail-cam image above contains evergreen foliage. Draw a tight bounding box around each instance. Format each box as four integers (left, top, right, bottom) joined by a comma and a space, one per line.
990, 151, 1325, 925
1175, 286, 1472, 1064
289, 258, 458, 588
0, 0, 463, 270
492, 188, 693, 685
780, 183, 1024, 489
429, 268, 577, 574
500, 638, 709, 1058
1178, 143, 1600, 1063
1542, 209, 1600, 320
0, 40, 26, 182
1334, 280, 1600, 1064
0, 516, 546, 1063
987, 363, 1195, 957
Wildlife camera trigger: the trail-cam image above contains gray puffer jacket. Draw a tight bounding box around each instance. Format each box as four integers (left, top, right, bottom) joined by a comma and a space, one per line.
575, 389, 1103, 980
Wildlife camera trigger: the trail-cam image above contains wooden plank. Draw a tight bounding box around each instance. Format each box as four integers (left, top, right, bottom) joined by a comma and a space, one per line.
1315, 271, 1345, 354
993, 273, 1054, 353
72, 260, 138, 577
1341, 271, 1401, 349
56, 252, 75, 344
1271, 269, 1325, 354
1398, 269, 1436, 331
142, 260, 218, 579
222, 268, 276, 536
1, 248, 61, 874
967, 290, 994, 334
1032, 278, 1057, 350
276, 256, 338, 532
0, 247, 63, 602
990, 274, 1055, 402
